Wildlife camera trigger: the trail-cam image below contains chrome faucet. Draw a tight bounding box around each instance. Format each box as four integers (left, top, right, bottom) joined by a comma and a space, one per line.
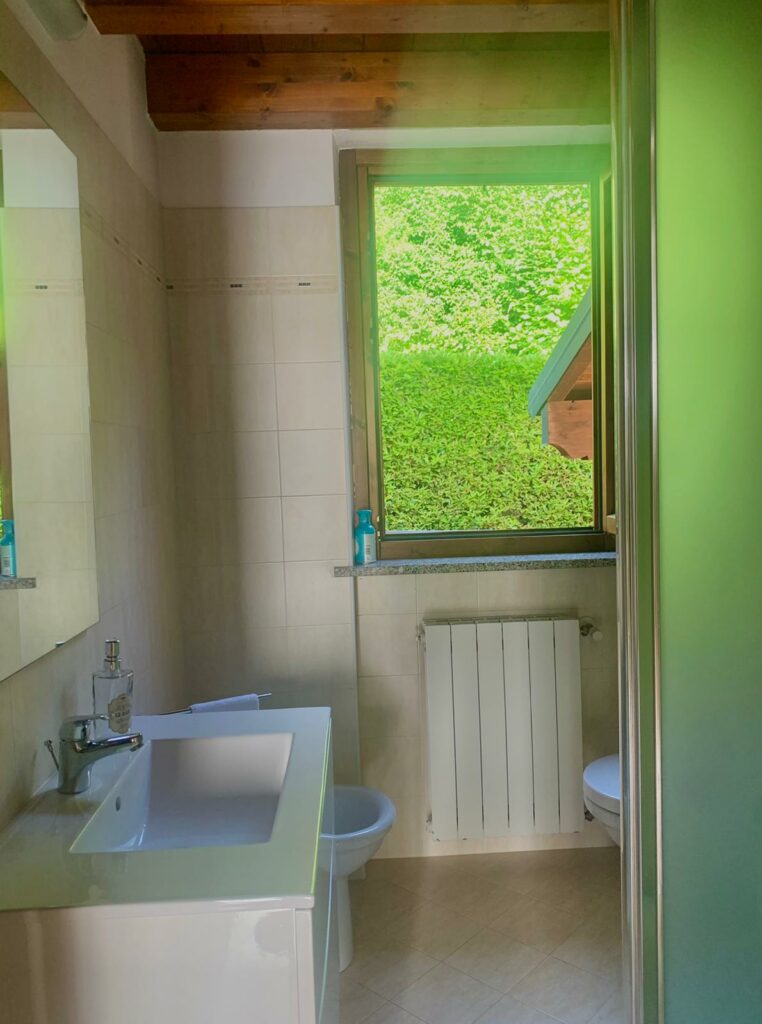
47, 715, 143, 795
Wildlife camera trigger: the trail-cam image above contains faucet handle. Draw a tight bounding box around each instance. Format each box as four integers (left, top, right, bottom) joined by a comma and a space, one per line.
59, 715, 108, 743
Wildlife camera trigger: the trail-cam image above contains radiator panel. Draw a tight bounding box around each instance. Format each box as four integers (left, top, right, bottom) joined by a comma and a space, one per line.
529, 619, 561, 835
424, 617, 584, 840
476, 622, 509, 838
424, 624, 458, 841
503, 620, 535, 836
450, 623, 483, 840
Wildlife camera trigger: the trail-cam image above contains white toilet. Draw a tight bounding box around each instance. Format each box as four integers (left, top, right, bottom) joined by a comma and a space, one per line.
583, 754, 621, 846
323, 785, 396, 971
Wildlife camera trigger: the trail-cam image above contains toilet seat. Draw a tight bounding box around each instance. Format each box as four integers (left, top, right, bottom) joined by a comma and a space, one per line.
583, 754, 620, 813
583, 754, 621, 845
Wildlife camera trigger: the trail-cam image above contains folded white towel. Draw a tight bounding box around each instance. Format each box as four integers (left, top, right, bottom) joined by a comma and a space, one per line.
189, 693, 261, 713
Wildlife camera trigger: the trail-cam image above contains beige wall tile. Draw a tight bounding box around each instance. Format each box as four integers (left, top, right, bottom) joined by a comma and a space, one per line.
282, 494, 349, 562
5, 292, 87, 368
176, 499, 222, 567
279, 429, 347, 496
164, 208, 271, 280
214, 361, 277, 432
357, 567, 620, 859
0, 598, 22, 691
272, 290, 342, 363
2, 207, 82, 281
208, 293, 274, 366
165, 205, 360, 786
12, 433, 90, 504
8, 365, 88, 436
361, 732, 423, 814
580, 667, 620, 765
220, 430, 281, 499
358, 614, 419, 677
0, 679, 22, 828
284, 560, 353, 626
286, 624, 355, 688
357, 576, 416, 616
0, 8, 187, 829
169, 292, 275, 367
267, 207, 338, 276
275, 361, 344, 431
220, 496, 284, 564
359, 675, 420, 739
170, 359, 213, 435
416, 573, 478, 619
14, 502, 93, 575
226, 562, 287, 629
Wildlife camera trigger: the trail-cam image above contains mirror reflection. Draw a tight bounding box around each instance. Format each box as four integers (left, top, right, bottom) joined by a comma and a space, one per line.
0, 71, 98, 680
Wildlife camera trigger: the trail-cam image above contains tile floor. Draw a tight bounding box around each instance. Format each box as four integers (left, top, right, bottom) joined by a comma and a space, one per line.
341, 847, 623, 1024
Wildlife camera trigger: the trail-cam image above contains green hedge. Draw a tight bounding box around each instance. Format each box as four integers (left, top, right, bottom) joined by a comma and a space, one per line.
379, 350, 594, 532
373, 183, 594, 533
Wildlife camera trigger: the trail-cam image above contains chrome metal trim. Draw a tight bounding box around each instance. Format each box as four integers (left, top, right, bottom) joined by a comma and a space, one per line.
647, 0, 665, 1018
612, 0, 663, 1021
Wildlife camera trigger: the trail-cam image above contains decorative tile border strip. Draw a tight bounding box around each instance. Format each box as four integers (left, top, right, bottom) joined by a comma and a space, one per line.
80, 201, 165, 288
6, 278, 84, 296
165, 275, 338, 296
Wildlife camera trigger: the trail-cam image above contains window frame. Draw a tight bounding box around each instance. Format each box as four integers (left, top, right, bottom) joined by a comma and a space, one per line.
0, 155, 14, 527
339, 146, 615, 560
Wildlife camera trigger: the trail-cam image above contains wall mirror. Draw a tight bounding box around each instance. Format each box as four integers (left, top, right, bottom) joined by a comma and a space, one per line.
0, 70, 98, 681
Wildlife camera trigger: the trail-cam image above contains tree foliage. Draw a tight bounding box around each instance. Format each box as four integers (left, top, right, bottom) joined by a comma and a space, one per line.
373, 183, 595, 534
374, 183, 592, 358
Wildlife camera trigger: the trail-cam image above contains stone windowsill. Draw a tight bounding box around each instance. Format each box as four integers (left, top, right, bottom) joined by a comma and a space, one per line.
334, 551, 616, 578
0, 575, 36, 590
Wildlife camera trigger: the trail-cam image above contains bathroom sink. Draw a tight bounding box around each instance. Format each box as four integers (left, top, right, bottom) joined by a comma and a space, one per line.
71, 732, 293, 853
0, 708, 334, 1024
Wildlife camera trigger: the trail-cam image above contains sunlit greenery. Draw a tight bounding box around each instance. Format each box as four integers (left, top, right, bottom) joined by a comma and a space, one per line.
373, 183, 594, 533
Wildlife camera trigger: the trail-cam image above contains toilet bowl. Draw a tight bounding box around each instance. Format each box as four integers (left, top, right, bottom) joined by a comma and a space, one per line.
323, 785, 396, 971
583, 754, 621, 846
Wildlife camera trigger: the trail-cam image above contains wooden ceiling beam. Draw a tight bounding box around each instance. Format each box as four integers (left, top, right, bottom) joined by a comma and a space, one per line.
145, 47, 610, 129
87, 1, 609, 37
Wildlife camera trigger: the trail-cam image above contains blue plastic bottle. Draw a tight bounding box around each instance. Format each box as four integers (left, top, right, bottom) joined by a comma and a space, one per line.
0, 520, 17, 578
354, 509, 377, 565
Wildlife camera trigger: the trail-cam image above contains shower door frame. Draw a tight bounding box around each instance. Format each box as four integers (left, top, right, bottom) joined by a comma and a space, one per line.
612, 1, 663, 1023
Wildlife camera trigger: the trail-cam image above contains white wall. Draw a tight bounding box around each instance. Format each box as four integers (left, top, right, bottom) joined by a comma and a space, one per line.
163, 203, 359, 782
158, 131, 336, 208
357, 568, 619, 858
0, 2, 183, 830
161, 128, 620, 849
3, 1, 158, 196
0, 128, 79, 207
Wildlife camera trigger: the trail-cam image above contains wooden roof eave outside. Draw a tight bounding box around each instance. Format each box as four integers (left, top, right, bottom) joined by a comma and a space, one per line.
527, 287, 592, 417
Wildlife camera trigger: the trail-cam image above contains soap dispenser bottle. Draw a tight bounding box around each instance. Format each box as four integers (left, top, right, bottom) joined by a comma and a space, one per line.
93, 639, 134, 735
0, 520, 17, 578
354, 508, 377, 565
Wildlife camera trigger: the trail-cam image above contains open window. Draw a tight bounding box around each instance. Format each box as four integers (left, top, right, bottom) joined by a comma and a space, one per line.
340, 147, 615, 559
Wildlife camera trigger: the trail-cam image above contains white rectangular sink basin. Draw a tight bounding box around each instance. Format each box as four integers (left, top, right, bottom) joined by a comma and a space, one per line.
71, 732, 293, 854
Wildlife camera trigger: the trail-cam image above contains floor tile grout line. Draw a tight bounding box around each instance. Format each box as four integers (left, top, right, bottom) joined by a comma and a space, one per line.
349, 850, 622, 1024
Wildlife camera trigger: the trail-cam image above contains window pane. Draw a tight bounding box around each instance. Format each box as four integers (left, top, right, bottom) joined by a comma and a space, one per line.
373, 182, 595, 534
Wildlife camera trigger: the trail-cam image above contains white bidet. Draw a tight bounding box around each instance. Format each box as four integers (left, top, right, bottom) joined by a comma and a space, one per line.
323, 785, 396, 971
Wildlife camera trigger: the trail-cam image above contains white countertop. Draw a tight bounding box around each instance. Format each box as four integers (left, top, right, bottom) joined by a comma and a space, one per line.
0, 708, 331, 915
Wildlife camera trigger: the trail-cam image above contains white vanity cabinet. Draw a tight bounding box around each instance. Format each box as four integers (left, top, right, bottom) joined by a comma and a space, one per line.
0, 709, 338, 1024
2, 891, 336, 1024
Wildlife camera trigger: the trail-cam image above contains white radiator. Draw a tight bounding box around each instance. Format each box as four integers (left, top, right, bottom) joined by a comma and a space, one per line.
423, 617, 584, 840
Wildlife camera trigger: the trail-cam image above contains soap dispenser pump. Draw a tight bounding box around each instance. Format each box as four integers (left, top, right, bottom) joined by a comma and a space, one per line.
92, 639, 134, 735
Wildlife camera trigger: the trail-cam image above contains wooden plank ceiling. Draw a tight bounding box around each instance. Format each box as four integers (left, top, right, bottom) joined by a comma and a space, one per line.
85, 0, 611, 130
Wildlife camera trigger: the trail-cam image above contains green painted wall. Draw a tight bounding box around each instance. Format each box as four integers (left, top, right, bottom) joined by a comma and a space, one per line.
656, 2, 762, 1020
